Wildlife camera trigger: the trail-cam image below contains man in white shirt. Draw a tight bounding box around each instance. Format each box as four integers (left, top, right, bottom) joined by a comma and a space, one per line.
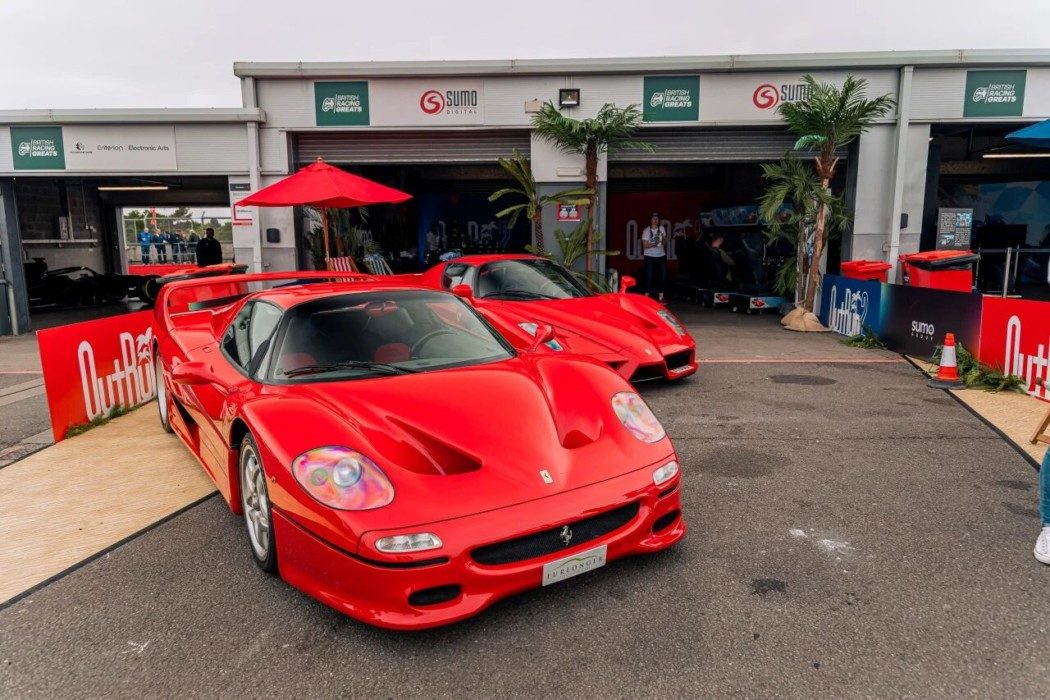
642, 212, 668, 302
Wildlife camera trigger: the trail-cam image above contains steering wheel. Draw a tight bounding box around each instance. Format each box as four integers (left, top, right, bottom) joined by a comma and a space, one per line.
410, 329, 456, 358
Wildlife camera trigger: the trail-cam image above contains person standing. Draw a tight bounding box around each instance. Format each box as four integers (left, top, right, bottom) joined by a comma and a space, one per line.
642, 212, 668, 302
137, 227, 151, 263
167, 229, 183, 263
195, 227, 222, 267
1034, 380, 1050, 565
151, 228, 167, 263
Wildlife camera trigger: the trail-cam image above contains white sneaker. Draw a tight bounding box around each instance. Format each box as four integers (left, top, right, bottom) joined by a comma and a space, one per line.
1035, 527, 1050, 565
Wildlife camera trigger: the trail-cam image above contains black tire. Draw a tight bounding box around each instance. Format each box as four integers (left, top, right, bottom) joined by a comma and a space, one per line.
154, 352, 173, 434
239, 433, 277, 573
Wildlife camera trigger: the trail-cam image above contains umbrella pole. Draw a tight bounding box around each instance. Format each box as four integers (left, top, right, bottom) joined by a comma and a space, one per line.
322, 206, 332, 270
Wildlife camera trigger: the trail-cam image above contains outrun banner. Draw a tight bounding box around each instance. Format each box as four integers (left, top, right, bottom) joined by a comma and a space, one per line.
979, 297, 1050, 401
37, 310, 156, 441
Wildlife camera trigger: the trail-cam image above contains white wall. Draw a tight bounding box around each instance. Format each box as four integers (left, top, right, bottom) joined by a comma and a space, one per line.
850, 124, 895, 261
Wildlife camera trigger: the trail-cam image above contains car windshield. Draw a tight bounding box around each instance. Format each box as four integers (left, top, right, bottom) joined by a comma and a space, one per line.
476, 259, 591, 300
272, 290, 514, 382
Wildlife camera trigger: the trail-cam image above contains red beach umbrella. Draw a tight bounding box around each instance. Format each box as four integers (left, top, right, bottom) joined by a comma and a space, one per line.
237, 158, 411, 269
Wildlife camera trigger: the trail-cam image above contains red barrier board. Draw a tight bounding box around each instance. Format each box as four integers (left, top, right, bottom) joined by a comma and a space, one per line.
978, 297, 1050, 402
37, 311, 156, 441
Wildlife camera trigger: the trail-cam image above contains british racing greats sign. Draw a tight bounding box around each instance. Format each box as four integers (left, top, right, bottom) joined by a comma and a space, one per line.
315, 81, 371, 126
11, 125, 177, 171
963, 70, 1026, 118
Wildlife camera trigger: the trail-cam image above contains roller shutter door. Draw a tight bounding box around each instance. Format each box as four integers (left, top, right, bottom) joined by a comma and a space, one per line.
611, 128, 847, 163
295, 130, 530, 165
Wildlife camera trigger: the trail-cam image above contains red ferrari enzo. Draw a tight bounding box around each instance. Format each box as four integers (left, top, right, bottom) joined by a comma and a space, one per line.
417, 255, 697, 383
152, 271, 685, 630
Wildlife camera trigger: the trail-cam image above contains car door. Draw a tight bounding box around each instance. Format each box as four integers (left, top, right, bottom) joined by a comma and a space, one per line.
193, 300, 283, 480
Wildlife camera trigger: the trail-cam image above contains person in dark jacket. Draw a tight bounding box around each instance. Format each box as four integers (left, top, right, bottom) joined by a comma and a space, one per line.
195, 227, 223, 266
151, 228, 167, 263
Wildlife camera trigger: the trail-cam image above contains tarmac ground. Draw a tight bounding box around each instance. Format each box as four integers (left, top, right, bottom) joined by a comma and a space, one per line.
1, 304, 1047, 697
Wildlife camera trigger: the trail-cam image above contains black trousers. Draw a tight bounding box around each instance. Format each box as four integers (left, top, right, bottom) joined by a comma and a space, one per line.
644, 255, 667, 297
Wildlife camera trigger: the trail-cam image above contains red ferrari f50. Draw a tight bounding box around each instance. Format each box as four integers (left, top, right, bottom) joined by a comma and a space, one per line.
152, 272, 684, 629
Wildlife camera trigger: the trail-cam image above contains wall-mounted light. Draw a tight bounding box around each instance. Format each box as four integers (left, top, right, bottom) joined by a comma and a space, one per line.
558, 89, 580, 108
981, 151, 1050, 159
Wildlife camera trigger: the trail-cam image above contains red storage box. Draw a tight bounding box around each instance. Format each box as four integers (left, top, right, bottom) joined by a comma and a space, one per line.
841, 260, 892, 283
899, 250, 979, 293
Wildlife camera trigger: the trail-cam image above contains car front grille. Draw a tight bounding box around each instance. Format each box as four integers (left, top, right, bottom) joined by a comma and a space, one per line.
471, 502, 640, 566
630, 364, 665, 383
664, 349, 692, 371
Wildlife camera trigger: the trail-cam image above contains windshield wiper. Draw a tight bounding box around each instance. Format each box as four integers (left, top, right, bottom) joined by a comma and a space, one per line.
486, 289, 557, 300
280, 361, 420, 378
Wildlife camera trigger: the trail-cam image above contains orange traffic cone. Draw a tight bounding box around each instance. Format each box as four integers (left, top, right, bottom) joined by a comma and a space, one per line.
928, 332, 965, 389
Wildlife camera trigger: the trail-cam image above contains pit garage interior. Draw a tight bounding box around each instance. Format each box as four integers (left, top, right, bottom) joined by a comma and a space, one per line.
606, 127, 851, 290
290, 131, 533, 270
926, 123, 1050, 299
4, 174, 232, 328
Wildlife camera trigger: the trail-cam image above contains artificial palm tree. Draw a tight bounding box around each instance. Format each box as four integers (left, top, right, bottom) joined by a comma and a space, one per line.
488, 149, 593, 250
758, 156, 849, 302
531, 102, 651, 272
778, 75, 895, 315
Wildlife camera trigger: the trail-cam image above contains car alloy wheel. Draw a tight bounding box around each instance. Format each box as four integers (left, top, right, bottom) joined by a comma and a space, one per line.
154, 352, 173, 434
240, 435, 276, 572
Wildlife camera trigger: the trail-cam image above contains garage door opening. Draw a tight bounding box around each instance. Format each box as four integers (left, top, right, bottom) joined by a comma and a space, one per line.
927, 124, 1050, 300
293, 131, 532, 271
13, 175, 232, 328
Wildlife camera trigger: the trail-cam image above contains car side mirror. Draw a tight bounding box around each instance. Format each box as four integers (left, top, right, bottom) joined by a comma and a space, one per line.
451, 284, 474, 301
619, 275, 637, 294
529, 323, 556, 352
172, 361, 226, 388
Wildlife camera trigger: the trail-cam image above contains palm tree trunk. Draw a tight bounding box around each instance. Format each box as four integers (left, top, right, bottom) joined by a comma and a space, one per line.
584, 144, 598, 274
796, 223, 809, 305
533, 212, 543, 250
803, 178, 831, 312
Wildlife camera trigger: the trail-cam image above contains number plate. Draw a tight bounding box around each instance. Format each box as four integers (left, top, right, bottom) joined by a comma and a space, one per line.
541, 544, 607, 586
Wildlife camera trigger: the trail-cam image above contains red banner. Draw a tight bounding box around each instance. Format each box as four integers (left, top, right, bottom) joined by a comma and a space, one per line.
978, 297, 1050, 402
606, 191, 720, 280
37, 311, 156, 441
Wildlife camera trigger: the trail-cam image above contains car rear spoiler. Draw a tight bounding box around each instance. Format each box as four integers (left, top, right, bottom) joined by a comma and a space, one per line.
154, 270, 375, 327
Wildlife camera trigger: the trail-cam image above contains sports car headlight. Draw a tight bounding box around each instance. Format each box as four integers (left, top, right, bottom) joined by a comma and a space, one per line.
291, 447, 394, 510
657, 309, 686, 336
611, 391, 666, 443
375, 533, 443, 553
653, 461, 679, 485
518, 322, 564, 351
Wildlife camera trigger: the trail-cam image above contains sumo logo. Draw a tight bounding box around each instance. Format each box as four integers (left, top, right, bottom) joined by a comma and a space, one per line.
753, 84, 780, 109
17, 141, 31, 157
910, 320, 936, 341
1004, 315, 1050, 399
827, 285, 869, 336
420, 90, 444, 115
321, 97, 336, 112
77, 327, 156, 421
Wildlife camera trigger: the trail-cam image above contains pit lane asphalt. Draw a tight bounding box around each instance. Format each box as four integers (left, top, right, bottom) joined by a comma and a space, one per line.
2, 306, 1048, 697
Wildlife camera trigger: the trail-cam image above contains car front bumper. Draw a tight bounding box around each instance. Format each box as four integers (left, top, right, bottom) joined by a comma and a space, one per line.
272, 459, 686, 630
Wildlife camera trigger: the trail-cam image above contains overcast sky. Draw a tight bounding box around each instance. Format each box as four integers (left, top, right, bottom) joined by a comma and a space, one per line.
1, 0, 1048, 109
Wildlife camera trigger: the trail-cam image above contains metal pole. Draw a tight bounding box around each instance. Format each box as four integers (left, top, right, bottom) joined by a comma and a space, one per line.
886, 65, 914, 282
1001, 246, 1011, 298
322, 207, 331, 270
